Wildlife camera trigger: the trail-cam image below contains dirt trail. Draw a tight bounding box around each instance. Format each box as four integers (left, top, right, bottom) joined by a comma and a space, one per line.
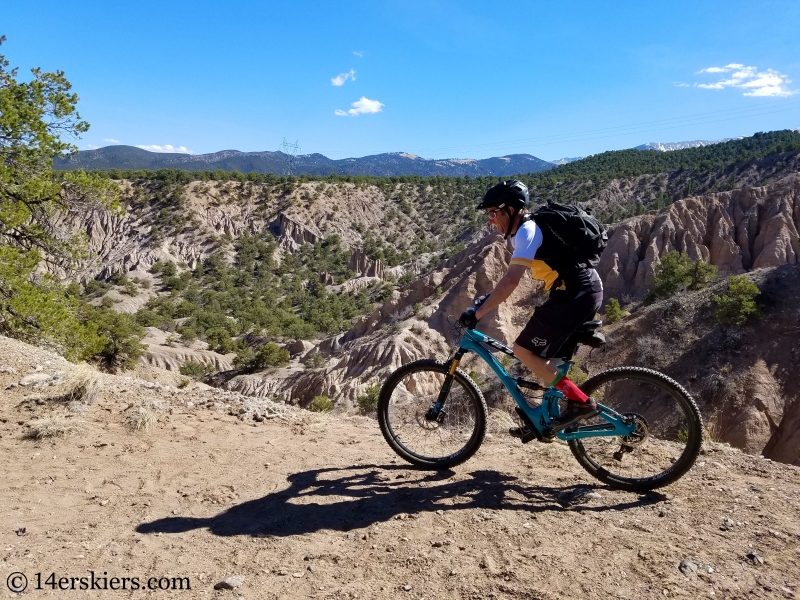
1, 336, 799, 599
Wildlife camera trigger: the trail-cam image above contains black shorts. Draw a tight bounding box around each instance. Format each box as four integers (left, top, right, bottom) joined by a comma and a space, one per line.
514, 274, 603, 359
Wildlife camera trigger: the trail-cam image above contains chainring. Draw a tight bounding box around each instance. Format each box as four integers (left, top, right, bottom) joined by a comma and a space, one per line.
620, 412, 649, 447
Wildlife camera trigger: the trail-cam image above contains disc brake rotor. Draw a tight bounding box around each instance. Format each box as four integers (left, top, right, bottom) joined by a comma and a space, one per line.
416, 409, 440, 430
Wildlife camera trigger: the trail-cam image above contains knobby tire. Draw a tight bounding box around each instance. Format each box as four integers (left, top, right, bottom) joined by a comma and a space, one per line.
570, 366, 703, 491
378, 359, 488, 469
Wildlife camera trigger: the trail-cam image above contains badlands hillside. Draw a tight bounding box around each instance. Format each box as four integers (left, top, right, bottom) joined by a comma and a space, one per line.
1, 335, 799, 599
53, 152, 800, 465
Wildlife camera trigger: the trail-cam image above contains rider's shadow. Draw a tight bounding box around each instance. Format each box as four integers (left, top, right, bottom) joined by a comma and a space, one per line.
136, 466, 659, 538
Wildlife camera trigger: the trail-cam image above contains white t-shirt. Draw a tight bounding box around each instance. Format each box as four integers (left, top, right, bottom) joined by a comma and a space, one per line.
509, 219, 542, 261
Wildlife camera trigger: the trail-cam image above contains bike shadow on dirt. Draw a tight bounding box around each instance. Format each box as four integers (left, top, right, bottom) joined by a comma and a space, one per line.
136, 465, 666, 538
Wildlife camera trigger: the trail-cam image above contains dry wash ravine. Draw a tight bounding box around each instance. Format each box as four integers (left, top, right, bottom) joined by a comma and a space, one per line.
1, 335, 799, 599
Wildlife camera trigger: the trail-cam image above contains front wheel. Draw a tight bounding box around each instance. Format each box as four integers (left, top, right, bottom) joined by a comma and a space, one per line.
378, 359, 487, 469
569, 367, 703, 491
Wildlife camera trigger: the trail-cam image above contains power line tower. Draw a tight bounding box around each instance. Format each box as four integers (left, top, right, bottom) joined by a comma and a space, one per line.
280, 138, 301, 176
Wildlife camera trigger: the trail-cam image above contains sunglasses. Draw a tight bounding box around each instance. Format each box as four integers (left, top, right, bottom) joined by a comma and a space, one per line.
487, 208, 502, 220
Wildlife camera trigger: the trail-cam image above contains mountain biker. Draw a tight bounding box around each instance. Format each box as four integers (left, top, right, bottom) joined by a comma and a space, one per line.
463, 180, 604, 436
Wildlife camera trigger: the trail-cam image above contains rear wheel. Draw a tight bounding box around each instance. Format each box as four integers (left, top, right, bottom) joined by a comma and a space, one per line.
568, 367, 703, 491
378, 359, 487, 469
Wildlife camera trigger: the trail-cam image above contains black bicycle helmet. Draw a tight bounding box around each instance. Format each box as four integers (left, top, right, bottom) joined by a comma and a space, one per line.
477, 179, 529, 212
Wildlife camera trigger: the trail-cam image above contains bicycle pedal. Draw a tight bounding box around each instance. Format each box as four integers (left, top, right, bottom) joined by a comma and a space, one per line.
513, 408, 542, 444
509, 426, 537, 443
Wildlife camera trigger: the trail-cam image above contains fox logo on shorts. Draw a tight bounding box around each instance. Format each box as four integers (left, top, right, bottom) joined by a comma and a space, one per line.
531, 337, 547, 347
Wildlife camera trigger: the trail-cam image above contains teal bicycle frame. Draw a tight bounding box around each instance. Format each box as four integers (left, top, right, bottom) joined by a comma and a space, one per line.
433, 327, 637, 442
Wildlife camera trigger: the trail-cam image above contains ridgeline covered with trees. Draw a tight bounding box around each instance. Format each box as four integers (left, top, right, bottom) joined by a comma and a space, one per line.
542, 130, 800, 180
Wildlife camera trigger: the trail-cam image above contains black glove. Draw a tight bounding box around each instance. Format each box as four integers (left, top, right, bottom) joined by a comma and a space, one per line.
459, 308, 478, 329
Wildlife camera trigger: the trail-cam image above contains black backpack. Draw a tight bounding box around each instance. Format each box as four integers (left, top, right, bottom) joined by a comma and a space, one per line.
528, 202, 608, 270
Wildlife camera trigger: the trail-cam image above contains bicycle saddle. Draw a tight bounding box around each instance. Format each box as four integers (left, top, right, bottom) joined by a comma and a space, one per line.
571, 320, 606, 348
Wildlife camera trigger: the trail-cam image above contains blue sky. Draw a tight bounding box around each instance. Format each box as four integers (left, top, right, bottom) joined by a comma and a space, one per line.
3, 0, 800, 160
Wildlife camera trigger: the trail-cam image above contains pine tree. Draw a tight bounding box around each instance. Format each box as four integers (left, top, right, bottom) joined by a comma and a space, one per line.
0, 37, 117, 357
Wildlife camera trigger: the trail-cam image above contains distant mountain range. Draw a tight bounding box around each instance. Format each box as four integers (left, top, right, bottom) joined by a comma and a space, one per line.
559, 135, 762, 161
549, 156, 583, 165
57, 129, 800, 176
638, 128, 800, 151
634, 137, 744, 152
54, 146, 554, 177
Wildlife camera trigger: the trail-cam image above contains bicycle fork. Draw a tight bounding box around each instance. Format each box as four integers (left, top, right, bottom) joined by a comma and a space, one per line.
425, 350, 465, 422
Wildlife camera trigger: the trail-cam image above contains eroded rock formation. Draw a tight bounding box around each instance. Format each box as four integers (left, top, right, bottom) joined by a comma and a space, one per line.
141, 328, 233, 372
599, 174, 800, 300
47, 172, 800, 465
348, 248, 385, 279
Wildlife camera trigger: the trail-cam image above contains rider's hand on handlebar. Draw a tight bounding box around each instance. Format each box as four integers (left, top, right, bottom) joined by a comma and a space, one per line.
459, 308, 478, 329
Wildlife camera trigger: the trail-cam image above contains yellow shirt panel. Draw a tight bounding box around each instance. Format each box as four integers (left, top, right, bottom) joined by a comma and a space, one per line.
530, 259, 560, 290
510, 257, 560, 290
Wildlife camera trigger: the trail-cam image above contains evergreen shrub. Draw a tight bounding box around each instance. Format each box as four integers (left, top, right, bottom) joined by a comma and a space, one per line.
644, 251, 717, 304
356, 385, 381, 415
604, 298, 628, 323
309, 395, 333, 413
713, 275, 760, 325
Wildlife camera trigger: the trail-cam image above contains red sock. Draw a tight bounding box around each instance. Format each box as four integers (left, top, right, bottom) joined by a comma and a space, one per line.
554, 377, 589, 403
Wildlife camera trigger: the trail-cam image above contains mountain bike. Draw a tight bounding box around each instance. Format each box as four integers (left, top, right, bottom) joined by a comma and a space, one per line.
377, 318, 703, 491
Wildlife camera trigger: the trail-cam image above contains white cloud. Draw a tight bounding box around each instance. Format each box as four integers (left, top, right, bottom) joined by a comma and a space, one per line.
135, 144, 194, 154
353, 51, 363, 58
103, 138, 121, 144
673, 82, 690, 87
696, 64, 743, 74
334, 96, 385, 117
693, 64, 796, 97
348, 97, 384, 115
86, 144, 99, 150
331, 69, 356, 87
